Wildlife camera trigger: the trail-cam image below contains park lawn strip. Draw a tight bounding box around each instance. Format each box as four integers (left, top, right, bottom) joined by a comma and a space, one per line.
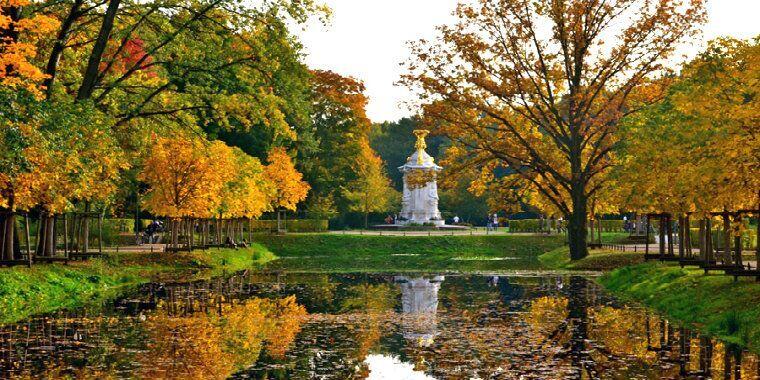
257, 234, 566, 273
539, 247, 644, 271
0, 245, 275, 324
599, 262, 760, 353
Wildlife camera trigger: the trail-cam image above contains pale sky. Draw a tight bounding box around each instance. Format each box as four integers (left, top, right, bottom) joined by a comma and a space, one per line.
294, 0, 760, 123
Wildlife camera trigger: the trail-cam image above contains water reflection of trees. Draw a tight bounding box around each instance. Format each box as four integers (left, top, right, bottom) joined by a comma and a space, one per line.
3, 273, 760, 379
522, 276, 760, 379
0, 274, 308, 379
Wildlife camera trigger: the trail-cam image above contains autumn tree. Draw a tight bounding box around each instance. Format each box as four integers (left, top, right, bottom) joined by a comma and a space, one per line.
217, 147, 273, 245
614, 37, 759, 260
296, 70, 386, 221
343, 140, 397, 228
404, 0, 706, 259
264, 147, 309, 231
0, 88, 126, 258
0, 0, 58, 95
140, 135, 234, 246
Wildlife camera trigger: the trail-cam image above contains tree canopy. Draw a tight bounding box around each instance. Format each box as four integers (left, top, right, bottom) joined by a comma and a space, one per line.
404, 0, 707, 258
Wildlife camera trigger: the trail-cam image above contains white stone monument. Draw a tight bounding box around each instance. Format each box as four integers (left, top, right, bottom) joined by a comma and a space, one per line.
398, 130, 444, 226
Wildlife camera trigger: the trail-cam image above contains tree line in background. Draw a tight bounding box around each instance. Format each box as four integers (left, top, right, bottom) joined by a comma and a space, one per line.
0, 0, 399, 257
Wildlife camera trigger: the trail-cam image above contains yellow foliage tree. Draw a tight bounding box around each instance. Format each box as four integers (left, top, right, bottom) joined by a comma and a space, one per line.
616, 37, 759, 216
342, 140, 397, 228
404, 0, 706, 259
219, 147, 273, 219
140, 135, 235, 246
264, 146, 309, 213
140, 136, 234, 219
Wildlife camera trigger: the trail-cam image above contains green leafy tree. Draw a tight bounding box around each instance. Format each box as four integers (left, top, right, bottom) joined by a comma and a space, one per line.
342, 141, 398, 228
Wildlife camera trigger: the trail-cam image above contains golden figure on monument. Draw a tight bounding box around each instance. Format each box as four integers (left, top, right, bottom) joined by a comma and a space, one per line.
413, 129, 430, 165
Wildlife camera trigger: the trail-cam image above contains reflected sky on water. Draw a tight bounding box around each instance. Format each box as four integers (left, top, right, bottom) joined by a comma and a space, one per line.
0, 272, 758, 379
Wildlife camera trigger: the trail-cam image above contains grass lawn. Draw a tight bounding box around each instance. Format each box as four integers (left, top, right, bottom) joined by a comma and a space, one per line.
256, 234, 566, 273
538, 247, 644, 270
0, 245, 274, 324
599, 262, 760, 353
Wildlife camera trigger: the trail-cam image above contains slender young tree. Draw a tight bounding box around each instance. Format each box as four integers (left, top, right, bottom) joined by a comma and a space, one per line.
404, 0, 706, 259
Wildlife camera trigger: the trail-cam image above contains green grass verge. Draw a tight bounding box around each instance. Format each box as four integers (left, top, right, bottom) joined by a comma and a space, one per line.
538, 247, 644, 270
256, 234, 565, 273
599, 262, 760, 353
0, 245, 274, 324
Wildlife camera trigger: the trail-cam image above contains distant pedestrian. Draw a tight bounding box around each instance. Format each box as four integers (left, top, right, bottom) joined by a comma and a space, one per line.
492, 213, 499, 231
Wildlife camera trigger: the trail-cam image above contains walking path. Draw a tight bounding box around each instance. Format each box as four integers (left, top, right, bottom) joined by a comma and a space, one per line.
328, 229, 544, 237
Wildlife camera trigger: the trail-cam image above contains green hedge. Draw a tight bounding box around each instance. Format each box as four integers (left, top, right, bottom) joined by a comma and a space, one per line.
507, 219, 625, 232
250, 219, 328, 233
507, 219, 550, 232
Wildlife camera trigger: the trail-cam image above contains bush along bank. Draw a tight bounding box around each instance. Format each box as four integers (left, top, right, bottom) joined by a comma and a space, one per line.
0, 245, 275, 324
599, 262, 760, 353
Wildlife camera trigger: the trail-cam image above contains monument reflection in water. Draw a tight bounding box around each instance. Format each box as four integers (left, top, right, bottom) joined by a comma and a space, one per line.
394, 276, 444, 347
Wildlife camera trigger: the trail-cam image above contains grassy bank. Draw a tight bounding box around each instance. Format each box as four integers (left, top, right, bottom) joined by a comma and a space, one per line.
256, 234, 565, 272
0, 245, 274, 324
599, 262, 760, 353
538, 247, 644, 270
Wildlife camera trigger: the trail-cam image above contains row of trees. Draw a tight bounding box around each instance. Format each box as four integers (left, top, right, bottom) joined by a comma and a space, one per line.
405, 0, 758, 259
0, 0, 400, 257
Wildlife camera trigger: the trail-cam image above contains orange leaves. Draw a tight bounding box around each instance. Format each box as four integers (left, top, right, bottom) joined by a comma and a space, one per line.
311, 70, 371, 133
220, 295, 307, 363
0, 4, 59, 96
264, 147, 309, 211
140, 135, 235, 218
141, 136, 311, 218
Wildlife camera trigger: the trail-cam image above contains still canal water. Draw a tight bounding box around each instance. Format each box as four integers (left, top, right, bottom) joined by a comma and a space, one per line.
0, 272, 757, 379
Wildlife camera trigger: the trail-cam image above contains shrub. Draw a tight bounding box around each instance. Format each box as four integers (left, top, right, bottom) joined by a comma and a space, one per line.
250, 219, 328, 233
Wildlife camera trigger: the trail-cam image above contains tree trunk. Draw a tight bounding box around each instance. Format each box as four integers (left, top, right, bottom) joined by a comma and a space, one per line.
684, 214, 692, 258
705, 218, 714, 263
678, 215, 686, 259
659, 215, 665, 258
83, 203, 90, 254
36, 214, 56, 257
567, 186, 588, 260
722, 212, 731, 265
667, 214, 674, 256
134, 189, 140, 235
43, 0, 84, 98
77, 0, 121, 100
0, 211, 19, 260
698, 218, 706, 261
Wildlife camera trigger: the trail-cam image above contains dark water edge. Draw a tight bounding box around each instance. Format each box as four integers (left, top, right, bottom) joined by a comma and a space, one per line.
0, 271, 758, 379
